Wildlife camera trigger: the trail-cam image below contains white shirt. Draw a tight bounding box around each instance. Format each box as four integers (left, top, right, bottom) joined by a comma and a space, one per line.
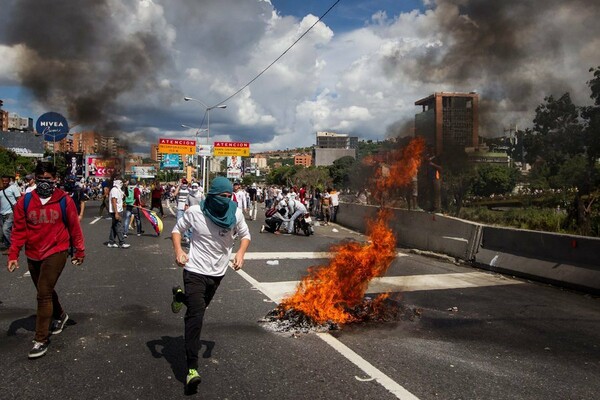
109, 186, 124, 213
287, 199, 307, 215
176, 186, 189, 210
172, 206, 251, 277
234, 189, 248, 209
330, 191, 339, 206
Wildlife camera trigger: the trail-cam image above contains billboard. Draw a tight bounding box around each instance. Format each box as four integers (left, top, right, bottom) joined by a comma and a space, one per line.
226, 156, 242, 180
64, 152, 84, 177
160, 154, 180, 169
86, 155, 123, 178
158, 138, 196, 155
213, 141, 250, 157
132, 166, 156, 178
197, 144, 212, 157
36, 112, 69, 142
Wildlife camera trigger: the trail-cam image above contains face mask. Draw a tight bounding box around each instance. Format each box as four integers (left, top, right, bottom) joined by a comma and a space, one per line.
190, 187, 199, 194
205, 195, 231, 214
114, 180, 123, 189
35, 178, 56, 198
182, 184, 188, 190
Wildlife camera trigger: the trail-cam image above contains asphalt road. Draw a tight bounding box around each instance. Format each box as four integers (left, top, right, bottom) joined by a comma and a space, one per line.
1, 200, 599, 400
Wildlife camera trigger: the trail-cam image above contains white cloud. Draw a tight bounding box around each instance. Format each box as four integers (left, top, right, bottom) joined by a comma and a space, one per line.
2, 0, 600, 152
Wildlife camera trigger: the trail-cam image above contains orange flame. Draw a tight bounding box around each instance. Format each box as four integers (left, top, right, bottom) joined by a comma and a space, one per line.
280, 210, 396, 324
364, 137, 425, 205
280, 137, 426, 325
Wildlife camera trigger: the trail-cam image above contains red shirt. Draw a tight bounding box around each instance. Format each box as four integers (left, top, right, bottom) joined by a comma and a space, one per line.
299, 188, 306, 204
9, 189, 85, 261
134, 187, 143, 206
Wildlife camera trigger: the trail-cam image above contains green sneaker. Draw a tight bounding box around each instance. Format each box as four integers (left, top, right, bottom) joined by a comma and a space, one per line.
186, 368, 201, 391
171, 286, 184, 313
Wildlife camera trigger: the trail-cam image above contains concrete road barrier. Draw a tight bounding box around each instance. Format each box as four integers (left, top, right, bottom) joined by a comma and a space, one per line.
336, 203, 600, 293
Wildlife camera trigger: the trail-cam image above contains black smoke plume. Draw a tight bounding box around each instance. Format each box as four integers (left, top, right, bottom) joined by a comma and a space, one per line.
2, 0, 170, 131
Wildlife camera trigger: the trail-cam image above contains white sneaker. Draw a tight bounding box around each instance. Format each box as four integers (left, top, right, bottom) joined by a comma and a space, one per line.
107, 243, 118, 248
260, 225, 265, 233
120, 243, 131, 249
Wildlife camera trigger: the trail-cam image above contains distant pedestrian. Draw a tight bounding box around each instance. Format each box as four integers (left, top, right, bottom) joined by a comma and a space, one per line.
6, 162, 85, 359
330, 188, 339, 223
186, 182, 204, 207
173, 178, 190, 221
64, 175, 87, 221
174, 178, 190, 242
150, 180, 165, 216
132, 180, 144, 236
107, 176, 130, 248
247, 183, 258, 220
98, 179, 110, 218
321, 189, 331, 225
123, 180, 136, 237
170, 177, 250, 393
1, 175, 21, 254
24, 174, 36, 194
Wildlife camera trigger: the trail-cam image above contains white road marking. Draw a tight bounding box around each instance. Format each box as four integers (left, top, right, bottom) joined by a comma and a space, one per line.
235, 268, 420, 400
90, 217, 102, 225
237, 254, 521, 399
258, 272, 523, 303
243, 251, 407, 260
317, 332, 419, 400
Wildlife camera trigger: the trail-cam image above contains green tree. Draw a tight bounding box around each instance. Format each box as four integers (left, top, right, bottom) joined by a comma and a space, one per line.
267, 165, 302, 186
329, 156, 355, 188
439, 146, 477, 215
292, 166, 331, 190
526, 93, 584, 177
471, 164, 518, 197
0, 147, 37, 178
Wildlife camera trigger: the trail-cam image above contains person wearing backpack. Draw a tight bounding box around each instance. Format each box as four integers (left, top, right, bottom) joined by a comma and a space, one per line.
6, 162, 85, 359
1, 175, 21, 254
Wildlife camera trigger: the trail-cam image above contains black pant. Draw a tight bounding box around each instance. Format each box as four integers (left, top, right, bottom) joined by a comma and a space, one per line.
182, 269, 223, 370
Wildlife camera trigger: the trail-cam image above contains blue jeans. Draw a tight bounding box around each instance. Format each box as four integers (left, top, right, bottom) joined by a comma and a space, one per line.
2, 213, 14, 247
124, 206, 143, 235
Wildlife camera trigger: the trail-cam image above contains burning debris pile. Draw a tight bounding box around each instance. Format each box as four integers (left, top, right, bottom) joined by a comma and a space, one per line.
261, 295, 422, 335
262, 137, 426, 334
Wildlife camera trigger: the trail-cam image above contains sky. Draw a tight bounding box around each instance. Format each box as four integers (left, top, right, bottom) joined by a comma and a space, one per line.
0, 0, 599, 154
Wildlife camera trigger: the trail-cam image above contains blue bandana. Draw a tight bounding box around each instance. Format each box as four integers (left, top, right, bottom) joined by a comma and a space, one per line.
201, 177, 236, 228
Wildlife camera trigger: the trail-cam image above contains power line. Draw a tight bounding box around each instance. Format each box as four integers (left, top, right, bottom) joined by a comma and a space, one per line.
213, 0, 341, 108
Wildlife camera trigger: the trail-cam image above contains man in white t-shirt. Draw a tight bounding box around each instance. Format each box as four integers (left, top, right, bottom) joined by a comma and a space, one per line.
107, 176, 130, 248
171, 177, 250, 392
24, 174, 37, 194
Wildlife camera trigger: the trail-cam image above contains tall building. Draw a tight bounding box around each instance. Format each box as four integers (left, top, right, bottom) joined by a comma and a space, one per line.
316, 131, 358, 149
0, 110, 8, 131
7, 112, 32, 131
151, 144, 159, 161
313, 131, 357, 166
414, 92, 479, 155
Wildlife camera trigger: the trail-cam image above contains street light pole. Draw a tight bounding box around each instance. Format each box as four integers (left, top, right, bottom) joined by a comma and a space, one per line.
183, 97, 227, 191
181, 124, 208, 182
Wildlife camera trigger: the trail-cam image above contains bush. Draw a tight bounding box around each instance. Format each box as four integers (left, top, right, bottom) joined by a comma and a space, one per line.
459, 207, 568, 233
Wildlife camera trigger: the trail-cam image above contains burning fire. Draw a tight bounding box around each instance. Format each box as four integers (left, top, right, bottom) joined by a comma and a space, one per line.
280, 210, 396, 324
274, 137, 425, 327
363, 136, 425, 205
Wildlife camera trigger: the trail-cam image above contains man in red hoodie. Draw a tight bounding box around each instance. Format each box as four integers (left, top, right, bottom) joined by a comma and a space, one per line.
6, 162, 85, 359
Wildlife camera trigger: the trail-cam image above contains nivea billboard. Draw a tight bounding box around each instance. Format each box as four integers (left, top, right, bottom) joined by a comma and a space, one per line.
35, 112, 69, 142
